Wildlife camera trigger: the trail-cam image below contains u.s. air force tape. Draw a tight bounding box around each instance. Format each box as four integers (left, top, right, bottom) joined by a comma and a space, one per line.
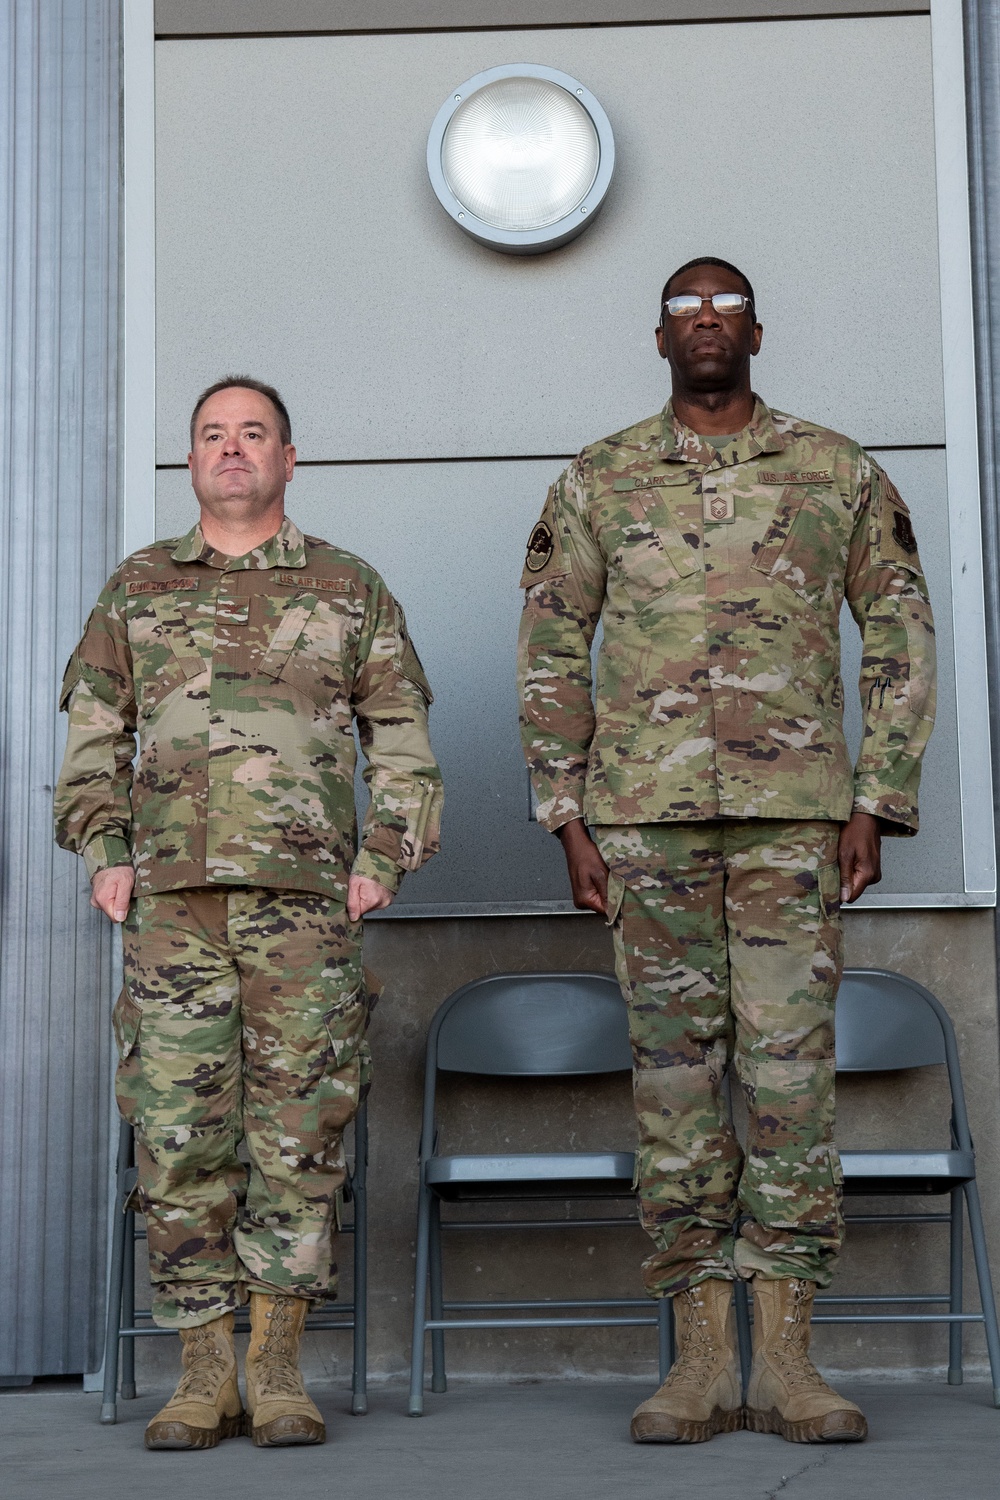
525, 521, 555, 573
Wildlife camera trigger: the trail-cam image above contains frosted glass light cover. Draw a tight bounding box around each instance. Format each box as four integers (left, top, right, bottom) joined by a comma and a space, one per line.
441, 78, 600, 231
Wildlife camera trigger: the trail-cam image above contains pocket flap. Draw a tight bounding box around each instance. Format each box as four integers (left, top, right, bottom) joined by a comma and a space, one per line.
635, 492, 699, 582
751, 484, 843, 610
751, 484, 811, 578
259, 596, 320, 680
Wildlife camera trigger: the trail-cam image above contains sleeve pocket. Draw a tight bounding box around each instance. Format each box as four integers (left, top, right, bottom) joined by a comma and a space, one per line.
399, 779, 438, 871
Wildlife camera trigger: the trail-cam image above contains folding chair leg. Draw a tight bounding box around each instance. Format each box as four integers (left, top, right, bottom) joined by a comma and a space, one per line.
963, 1181, 1000, 1407
351, 1105, 369, 1415
734, 1278, 752, 1397
428, 1195, 447, 1394
408, 1179, 432, 1416
121, 1208, 137, 1400
99, 1121, 131, 1425
657, 1297, 673, 1383
948, 1186, 963, 1385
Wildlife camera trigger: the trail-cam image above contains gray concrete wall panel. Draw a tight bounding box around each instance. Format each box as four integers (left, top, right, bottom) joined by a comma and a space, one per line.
0, 0, 120, 1377
155, 1, 929, 35
156, 442, 957, 905
154, 18, 943, 464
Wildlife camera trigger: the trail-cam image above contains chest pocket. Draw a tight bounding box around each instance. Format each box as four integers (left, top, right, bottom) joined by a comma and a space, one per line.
751, 483, 847, 613
259, 590, 352, 712
609, 485, 699, 608
126, 589, 210, 717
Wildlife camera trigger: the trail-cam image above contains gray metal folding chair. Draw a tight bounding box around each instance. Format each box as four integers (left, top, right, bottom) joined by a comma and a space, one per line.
740, 968, 1000, 1407
99, 1101, 369, 1423
408, 971, 673, 1417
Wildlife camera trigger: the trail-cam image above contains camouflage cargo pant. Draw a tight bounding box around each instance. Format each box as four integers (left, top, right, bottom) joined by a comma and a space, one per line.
115, 886, 371, 1328
595, 819, 844, 1297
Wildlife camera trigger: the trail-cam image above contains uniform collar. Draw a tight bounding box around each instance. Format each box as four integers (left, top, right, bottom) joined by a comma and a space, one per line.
659, 394, 787, 469
171, 514, 309, 570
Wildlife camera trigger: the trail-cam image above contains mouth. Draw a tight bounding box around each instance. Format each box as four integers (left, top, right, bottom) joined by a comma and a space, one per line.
215, 463, 252, 476
690, 338, 727, 356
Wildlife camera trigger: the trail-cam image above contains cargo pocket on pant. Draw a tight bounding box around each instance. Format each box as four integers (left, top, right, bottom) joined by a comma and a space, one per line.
112, 987, 146, 1127
603, 872, 634, 1030
816, 859, 845, 990
816, 1144, 846, 1249
605, 872, 626, 928
817, 860, 842, 921
320, 984, 367, 1133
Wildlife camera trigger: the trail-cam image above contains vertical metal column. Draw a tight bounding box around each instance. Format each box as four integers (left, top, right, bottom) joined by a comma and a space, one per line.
0, 0, 121, 1378
965, 7, 1000, 1011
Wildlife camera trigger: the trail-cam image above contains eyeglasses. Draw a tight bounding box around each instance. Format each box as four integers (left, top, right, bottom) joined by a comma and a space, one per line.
663, 292, 753, 318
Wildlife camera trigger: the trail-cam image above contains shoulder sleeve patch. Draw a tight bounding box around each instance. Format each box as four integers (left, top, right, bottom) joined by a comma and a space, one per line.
525, 520, 555, 573
520, 488, 568, 589
872, 470, 923, 572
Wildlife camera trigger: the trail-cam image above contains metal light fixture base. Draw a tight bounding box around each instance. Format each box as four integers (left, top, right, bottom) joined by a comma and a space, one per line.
426, 63, 616, 256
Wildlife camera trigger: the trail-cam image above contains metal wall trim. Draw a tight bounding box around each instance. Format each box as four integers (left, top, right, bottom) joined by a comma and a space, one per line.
124, 0, 157, 560
931, 0, 996, 901
963, 0, 1000, 1027
154, 1, 929, 39
0, 1, 122, 1376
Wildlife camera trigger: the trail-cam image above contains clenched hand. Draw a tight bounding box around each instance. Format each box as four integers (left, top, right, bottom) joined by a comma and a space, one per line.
837, 811, 882, 904
347, 874, 395, 922
557, 819, 610, 917
91, 864, 135, 923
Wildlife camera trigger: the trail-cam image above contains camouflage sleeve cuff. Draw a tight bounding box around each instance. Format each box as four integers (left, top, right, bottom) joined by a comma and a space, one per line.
82, 836, 134, 879
851, 786, 918, 837
352, 847, 404, 894
532, 787, 587, 834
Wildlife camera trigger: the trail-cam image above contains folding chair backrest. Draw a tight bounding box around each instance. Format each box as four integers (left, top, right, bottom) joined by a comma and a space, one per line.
835, 968, 947, 1072
434, 972, 631, 1076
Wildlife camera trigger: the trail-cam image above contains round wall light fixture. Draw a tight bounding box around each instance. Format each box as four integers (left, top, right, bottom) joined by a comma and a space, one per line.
427, 64, 615, 255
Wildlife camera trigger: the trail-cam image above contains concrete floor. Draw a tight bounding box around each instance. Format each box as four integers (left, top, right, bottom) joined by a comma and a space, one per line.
1, 1379, 997, 1500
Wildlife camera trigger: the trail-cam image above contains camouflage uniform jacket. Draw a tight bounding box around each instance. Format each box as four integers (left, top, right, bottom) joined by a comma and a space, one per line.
55, 517, 443, 900
518, 397, 936, 834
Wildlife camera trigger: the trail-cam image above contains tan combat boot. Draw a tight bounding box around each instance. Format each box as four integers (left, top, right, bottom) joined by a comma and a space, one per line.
745, 1277, 867, 1442
630, 1279, 743, 1443
144, 1312, 244, 1450
245, 1293, 326, 1447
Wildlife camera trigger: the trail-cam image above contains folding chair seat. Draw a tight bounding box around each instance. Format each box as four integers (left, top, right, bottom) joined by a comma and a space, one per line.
99, 1101, 369, 1423
741, 968, 1000, 1407
408, 972, 672, 1416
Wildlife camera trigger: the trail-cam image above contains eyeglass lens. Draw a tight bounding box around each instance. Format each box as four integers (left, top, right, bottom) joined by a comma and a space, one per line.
665, 293, 748, 318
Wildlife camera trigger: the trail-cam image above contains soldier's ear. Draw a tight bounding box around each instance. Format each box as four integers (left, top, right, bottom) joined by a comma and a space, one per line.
750, 321, 763, 357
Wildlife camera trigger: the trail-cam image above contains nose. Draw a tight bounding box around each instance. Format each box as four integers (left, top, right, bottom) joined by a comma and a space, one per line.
693, 296, 722, 329
221, 433, 245, 457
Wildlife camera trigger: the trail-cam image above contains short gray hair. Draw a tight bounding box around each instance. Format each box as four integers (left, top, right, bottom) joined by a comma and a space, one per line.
189, 375, 292, 448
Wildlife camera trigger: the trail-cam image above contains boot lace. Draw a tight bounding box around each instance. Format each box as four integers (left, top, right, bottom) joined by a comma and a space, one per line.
662, 1288, 722, 1394
771, 1279, 828, 1393
252, 1297, 308, 1400
172, 1325, 229, 1404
